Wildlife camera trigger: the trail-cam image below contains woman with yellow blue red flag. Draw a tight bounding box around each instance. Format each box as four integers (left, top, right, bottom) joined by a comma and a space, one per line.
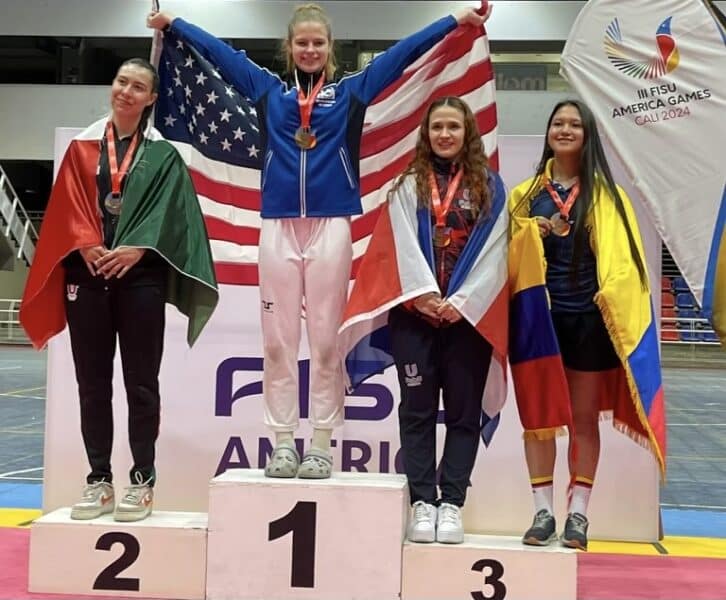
508, 99, 665, 551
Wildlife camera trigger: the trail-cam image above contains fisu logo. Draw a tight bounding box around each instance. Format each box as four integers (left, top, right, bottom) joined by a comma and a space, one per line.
215, 357, 393, 421
214, 357, 402, 475
604, 16, 680, 79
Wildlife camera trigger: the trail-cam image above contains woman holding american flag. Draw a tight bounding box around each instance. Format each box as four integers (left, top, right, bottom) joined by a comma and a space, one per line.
147, 3, 493, 480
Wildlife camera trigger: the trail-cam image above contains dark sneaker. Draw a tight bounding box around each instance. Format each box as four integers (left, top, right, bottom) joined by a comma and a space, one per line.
522, 509, 557, 546
561, 512, 589, 550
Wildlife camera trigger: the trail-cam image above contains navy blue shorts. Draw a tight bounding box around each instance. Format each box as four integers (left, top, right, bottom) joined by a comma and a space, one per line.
551, 311, 620, 372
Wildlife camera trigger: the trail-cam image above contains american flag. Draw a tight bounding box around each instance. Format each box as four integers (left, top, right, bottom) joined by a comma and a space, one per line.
155, 24, 497, 286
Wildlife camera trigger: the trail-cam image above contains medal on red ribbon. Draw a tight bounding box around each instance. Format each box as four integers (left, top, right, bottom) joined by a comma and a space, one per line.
544, 178, 580, 237
429, 168, 463, 248
294, 71, 325, 150
103, 121, 140, 216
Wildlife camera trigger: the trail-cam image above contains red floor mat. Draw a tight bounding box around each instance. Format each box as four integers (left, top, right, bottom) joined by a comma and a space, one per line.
579, 552, 726, 599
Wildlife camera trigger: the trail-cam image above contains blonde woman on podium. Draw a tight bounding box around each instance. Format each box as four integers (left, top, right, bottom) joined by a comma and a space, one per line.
147, 3, 492, 479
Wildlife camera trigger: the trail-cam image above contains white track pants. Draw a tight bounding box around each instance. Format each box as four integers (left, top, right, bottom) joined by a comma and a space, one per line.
258, 216, 352, 431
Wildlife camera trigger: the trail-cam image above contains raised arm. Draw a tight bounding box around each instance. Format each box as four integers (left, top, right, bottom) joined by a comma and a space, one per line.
347, 5, 492, 105
147, 10, 278, 102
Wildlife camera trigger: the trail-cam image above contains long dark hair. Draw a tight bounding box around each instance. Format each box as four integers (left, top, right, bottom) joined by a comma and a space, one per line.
514, 99, 647, 287
117, 58, 160, 134
388, 96, 491, 219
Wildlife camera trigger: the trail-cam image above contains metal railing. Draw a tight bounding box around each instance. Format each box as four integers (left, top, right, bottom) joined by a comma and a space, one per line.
661, 315, 721, 345
0, 165, 39, 266
0, 298, 28, 343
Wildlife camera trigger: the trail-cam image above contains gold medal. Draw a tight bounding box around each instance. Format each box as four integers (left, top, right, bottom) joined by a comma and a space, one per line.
433, 225, 452, 248
104, 192, 123, 216
550, 212, 571, 237
294, 127, 317, 150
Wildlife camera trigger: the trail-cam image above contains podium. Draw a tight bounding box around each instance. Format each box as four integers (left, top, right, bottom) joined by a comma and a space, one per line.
205, 469, 409, 600
28, 508, 208, 599
29, 471, 580, 600
402, 535, 576, 600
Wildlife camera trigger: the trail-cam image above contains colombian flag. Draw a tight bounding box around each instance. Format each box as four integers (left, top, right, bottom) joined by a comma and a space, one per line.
509, 170, 666, 474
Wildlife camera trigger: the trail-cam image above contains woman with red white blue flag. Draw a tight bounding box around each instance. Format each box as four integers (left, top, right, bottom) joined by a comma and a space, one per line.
509, 100, 665, 551
340, 96, 508, 544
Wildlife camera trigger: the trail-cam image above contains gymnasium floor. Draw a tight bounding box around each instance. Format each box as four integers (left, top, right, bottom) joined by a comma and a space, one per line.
1, 345, 725, 599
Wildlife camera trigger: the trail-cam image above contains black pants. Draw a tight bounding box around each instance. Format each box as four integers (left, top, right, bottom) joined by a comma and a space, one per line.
65, 278, 166, 486
389, 307, 493, 507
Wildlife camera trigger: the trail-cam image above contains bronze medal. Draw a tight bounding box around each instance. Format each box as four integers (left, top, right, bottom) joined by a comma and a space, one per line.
294, 127, 317, 150
544, 177, 579, 238
104, 192, 123, 215
550, 212, 571, 237
428, 168, 463, 250
433, 225, 452, 248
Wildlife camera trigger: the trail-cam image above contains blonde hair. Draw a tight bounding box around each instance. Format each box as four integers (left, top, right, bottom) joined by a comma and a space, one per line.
282, 3, 337, 80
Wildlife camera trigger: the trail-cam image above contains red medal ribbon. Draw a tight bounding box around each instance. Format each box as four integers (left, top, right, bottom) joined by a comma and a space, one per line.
544, 178, 580, 220
105, 121, 140, 198
429, 168, 464, 227
295, 72, 326, 132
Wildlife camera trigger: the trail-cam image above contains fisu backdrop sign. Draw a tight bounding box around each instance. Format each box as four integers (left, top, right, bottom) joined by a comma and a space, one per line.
44, 130, 662, 541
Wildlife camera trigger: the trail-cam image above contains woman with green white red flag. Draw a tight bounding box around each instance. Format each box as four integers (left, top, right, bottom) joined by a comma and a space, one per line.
19, 58, 218, 522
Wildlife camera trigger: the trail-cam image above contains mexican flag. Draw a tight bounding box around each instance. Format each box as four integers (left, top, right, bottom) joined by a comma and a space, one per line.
20, 117, 219, 349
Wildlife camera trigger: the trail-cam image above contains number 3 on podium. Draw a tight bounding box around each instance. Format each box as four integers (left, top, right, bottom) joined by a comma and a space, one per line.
471, 558, 506, 600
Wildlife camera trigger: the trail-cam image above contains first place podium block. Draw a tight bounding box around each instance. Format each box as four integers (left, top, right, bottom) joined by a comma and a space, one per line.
29, 508, 208, 599
206, 469, 409, 600
402, 534, 577, 600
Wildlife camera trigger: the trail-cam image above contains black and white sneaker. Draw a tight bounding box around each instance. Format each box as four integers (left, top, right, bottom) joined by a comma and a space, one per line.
522, 509, 557, 546
561, 512, 589, 550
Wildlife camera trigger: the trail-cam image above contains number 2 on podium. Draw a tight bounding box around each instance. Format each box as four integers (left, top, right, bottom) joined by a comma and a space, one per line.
268, 501, 317, 588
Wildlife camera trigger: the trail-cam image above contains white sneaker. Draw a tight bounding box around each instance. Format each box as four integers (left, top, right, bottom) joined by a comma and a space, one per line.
408, 501, 437, 543
437, 502, 464, 544
114, 474, 154, 522
70, 481, 114, 520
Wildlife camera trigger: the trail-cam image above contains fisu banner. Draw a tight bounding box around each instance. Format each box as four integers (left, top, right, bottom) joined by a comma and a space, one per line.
561, 0, 726, 342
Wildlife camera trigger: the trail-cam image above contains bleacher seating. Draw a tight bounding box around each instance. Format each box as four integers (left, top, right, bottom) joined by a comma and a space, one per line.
675, 292, 696, 309
672, 276, 690, 294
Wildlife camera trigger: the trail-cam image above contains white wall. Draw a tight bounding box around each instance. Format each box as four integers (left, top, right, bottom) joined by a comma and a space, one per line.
3, 0, 722, 39
0, 1, 585, 40
0, 86, 109, 161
